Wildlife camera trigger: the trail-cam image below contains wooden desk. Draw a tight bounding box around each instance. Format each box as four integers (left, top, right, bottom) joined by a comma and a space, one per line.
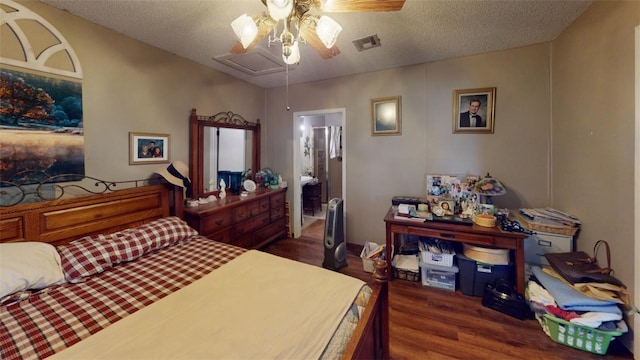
384, 208, 528, 293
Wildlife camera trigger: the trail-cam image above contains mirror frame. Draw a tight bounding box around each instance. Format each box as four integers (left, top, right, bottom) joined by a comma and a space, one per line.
189, 108, 260, 200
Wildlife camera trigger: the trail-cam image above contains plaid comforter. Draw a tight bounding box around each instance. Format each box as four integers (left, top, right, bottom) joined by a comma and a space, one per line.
0, 237, 246, 360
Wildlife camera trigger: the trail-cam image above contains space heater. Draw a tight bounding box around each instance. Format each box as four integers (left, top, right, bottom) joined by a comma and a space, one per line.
322, 198, 347, 271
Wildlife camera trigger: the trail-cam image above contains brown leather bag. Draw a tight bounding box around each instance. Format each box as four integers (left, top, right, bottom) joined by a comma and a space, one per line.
544, 240, 624, 287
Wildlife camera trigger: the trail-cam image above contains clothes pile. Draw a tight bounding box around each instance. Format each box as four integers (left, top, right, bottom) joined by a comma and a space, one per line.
526, 266, 629, 354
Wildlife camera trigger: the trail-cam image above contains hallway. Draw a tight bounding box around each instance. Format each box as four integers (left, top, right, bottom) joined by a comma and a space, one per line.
300, 203, 326, 239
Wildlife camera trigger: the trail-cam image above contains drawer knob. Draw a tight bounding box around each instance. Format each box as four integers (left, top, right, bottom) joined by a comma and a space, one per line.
215, 219, 224, 226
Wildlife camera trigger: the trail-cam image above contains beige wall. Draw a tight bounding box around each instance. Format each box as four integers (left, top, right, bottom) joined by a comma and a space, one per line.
10, 0, 266, 185
551, 0, 638, 351
266, 44, 552, 247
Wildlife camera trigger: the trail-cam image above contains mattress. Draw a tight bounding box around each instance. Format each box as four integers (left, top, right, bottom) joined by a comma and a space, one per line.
0, 236, 370, 359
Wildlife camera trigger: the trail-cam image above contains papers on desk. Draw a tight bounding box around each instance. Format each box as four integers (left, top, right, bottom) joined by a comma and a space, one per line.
393, 214, 426, 222
519, 208, 581, 228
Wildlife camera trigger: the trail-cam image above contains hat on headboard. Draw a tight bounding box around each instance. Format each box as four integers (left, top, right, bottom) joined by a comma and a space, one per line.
155, 161, 192, 198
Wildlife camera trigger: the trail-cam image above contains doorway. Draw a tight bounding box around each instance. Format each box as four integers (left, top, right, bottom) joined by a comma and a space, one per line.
292, 108, 346, 239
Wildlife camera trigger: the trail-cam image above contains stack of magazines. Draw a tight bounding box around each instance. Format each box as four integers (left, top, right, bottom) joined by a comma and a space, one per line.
518, 208, 581, 234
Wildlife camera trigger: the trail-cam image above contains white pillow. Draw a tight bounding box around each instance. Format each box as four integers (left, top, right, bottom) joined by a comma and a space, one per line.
0, 242, 66, 299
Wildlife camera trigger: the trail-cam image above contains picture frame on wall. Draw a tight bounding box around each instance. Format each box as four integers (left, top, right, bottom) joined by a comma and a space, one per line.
129, 132, 170, 165
452, 87, 496, 134
371, 96, 401, 136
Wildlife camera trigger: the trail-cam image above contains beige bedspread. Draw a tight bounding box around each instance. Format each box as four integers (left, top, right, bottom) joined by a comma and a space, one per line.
52, 250, 365, 359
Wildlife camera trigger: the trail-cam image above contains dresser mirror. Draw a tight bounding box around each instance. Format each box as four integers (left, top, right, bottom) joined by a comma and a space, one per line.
189, 109, 260, 199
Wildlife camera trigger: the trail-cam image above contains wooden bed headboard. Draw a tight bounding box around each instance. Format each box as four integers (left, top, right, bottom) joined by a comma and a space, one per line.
0, 185, 172, 245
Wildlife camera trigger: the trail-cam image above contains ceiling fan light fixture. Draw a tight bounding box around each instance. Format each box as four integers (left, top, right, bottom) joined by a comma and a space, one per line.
316, 15, 342, 48
283, 40, 300, 65
231, 14, 258, 48
266, 0, 294, 21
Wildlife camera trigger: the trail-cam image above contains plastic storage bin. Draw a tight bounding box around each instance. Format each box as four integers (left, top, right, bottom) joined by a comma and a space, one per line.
420, 263, 458, 291
458, 253, 512, 296
420, 250, 455, 267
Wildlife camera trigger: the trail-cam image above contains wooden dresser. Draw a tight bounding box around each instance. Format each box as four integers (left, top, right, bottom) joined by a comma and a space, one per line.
183, 187, 287, 249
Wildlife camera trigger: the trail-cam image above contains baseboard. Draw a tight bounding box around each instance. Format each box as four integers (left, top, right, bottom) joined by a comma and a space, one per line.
347, 243, 363, 256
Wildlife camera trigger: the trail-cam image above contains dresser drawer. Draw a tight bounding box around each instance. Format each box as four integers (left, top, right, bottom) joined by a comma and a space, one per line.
233, 200, 261, 223
524, 231, 574, 265
206, 228, 232, 244
232, 233, 255, 249
234, 212, 270, 238
259, 198, 270, 213
254, 218, 285, 247
271, 205, 285, 222
408, 227, 494, 246
200, 211, 232, 236
270, 191, 285, 208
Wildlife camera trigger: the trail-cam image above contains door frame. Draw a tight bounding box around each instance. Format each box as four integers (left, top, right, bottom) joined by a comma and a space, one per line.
292, 108, 346, 238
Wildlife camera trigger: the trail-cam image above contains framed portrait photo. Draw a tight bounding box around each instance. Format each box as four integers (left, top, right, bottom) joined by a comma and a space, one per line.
371, 96, 401, 136
129, 132, 170, 165
452, 87, 496, 134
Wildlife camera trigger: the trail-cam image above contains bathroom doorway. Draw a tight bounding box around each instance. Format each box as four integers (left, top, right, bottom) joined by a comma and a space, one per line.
292, 109, 345, 239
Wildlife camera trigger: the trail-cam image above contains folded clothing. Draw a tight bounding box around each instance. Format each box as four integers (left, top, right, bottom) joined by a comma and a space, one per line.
527, 281, 555, 306
570, 311, 622, 328
531, 266, 620, 314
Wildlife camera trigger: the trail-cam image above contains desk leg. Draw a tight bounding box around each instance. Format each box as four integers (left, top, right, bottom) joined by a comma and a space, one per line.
385, 223, 393, 278
515, 242, 525, 293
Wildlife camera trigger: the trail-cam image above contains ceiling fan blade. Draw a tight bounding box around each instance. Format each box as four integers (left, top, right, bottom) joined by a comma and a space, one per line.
230, 16, 276, 54
299, 17, 340, 59
314, 0, 406, 12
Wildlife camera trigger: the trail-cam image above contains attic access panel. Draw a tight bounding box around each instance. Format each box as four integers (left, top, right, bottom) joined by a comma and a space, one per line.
213, 47, 296, 76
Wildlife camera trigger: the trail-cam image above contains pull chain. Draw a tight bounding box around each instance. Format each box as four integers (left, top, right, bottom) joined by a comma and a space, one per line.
285, 63, 290, 111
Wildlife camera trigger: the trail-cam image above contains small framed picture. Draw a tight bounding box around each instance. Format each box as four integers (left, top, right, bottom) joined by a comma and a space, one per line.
439, 200, 455, 216
479, 203, 495, 215
452, 87, 496, 134
371, 96, 401, 136
129, 132, 170, 165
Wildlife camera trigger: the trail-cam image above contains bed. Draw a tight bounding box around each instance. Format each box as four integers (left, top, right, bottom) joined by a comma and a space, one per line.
0, 184, 389, 359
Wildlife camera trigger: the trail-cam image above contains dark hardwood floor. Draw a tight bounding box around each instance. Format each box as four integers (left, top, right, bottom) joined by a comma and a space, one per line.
262, 229, 633, 360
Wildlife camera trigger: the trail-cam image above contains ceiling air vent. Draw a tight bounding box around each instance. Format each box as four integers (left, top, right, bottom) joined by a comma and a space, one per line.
352, 34, 381, 52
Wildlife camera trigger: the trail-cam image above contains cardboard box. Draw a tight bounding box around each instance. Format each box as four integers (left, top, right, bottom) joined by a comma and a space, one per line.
360, 242, 384, 273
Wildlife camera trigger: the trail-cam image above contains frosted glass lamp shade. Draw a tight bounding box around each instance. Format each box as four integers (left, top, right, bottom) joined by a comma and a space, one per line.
316, 15, 342, 48
266, 0, 293, 21
231, 14, 258, 48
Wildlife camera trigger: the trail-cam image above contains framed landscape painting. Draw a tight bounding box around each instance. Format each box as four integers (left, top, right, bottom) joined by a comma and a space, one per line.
371, 96, 401, 136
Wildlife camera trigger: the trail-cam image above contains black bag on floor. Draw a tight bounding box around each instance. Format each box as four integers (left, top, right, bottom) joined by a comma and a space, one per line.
482, 278, 533, 320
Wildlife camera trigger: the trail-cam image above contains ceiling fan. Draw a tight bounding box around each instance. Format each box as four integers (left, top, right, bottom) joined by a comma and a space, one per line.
230, 0, 406, 65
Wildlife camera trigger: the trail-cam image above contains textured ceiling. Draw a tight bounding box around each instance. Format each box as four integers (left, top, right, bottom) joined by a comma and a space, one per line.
39, 0, 593, 88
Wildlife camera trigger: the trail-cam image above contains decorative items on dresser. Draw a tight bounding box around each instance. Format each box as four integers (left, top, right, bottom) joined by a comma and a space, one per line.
183, 187, 287, 249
